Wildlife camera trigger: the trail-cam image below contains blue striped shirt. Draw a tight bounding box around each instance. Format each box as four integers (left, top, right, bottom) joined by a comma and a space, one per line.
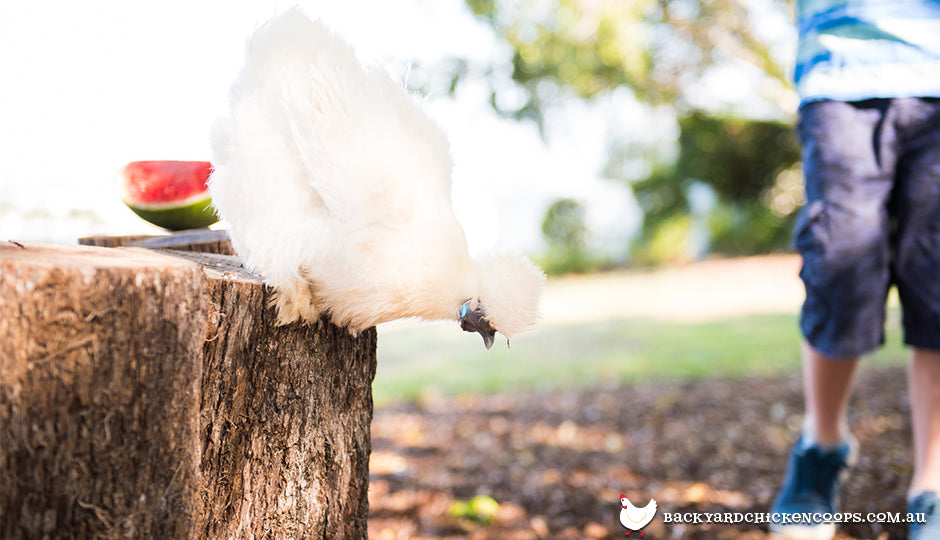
795, 0, 940, 103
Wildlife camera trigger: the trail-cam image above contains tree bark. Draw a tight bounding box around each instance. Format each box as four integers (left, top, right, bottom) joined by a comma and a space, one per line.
0, 240, 376, 539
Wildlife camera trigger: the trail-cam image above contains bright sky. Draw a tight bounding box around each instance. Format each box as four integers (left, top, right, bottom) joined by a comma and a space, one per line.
0, 0, 674, 255
0, 0, 645, 255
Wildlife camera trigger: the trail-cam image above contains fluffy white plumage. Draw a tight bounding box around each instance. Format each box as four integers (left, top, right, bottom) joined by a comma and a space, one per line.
209, 8, 544, 344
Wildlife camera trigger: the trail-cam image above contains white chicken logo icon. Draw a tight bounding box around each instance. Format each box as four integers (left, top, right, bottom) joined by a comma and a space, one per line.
619, 494, 656, 536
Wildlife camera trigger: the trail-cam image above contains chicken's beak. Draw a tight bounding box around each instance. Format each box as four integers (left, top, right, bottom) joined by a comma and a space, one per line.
460, 305, 497, 349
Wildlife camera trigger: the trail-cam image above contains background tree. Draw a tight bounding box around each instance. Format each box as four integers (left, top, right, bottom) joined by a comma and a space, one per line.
461, 0, 792, 121
540, 198, 607, 274
631, 112, 801, 264
419, 0, 801, 267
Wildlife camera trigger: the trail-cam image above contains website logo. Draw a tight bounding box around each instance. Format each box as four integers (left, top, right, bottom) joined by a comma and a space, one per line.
620, 494, 657, 536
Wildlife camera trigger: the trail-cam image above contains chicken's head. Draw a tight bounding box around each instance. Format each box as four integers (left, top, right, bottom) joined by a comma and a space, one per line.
459, 300, 497, 349
460, 253, 545, 348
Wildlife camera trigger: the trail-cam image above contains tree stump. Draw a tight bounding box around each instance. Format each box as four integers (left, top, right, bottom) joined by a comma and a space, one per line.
78, 229, 236, 255
0, 240, 376, 539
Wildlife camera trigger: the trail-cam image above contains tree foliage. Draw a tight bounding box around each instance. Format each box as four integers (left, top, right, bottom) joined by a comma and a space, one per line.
673, 112, 801, 203
541, 198, 587, 249
539, 198, 606, 274
462, 0, 792, 121
631, 112, 801, 263
452, 0, 803, 264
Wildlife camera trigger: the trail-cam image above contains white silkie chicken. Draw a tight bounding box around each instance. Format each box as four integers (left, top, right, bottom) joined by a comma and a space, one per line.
620, 495, 656, 536
208, 8, 544, 347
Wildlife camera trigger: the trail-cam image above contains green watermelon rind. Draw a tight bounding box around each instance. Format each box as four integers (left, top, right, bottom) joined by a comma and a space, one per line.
123, 193, 220, 231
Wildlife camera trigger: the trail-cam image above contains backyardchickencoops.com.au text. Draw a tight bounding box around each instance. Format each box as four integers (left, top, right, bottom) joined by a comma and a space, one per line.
662, 511, 927, 526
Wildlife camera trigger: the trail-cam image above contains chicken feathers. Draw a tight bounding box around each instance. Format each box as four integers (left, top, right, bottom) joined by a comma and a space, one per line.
209, 8, 544, 345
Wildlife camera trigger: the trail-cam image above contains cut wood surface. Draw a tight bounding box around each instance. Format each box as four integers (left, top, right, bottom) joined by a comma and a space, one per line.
79, 228, 235, 255
1, 239, 376, 539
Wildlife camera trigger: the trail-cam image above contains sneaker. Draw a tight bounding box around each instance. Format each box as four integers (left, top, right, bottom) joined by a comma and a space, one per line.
908, 491, 940, 540
769, 433, 857, 539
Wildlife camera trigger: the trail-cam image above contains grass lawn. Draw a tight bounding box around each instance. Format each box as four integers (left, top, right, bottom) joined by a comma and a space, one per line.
374, 311, 908, 406
373, 256, 909, 405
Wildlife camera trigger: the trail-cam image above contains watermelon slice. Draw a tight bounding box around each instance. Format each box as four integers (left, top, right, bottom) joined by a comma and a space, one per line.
119, 160, 220, 230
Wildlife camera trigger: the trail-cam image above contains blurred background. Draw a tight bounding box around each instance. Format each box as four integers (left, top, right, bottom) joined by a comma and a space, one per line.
4, 2, 914, 537
0, 0, 905, 404
0, 0, 797, 257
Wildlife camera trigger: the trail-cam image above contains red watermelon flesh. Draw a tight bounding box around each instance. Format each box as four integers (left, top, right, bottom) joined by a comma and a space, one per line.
119, 160, 220, 230
121, 160, 213, 205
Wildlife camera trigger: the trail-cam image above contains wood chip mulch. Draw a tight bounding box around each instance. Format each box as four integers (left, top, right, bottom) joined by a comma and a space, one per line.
370, 366, 913, 539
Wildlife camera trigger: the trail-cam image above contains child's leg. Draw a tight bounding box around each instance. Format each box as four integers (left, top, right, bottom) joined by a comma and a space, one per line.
771, 99, 895, 538
909, 347, 940, 497
802, 342, 860, 446
891, 98, 940, 497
